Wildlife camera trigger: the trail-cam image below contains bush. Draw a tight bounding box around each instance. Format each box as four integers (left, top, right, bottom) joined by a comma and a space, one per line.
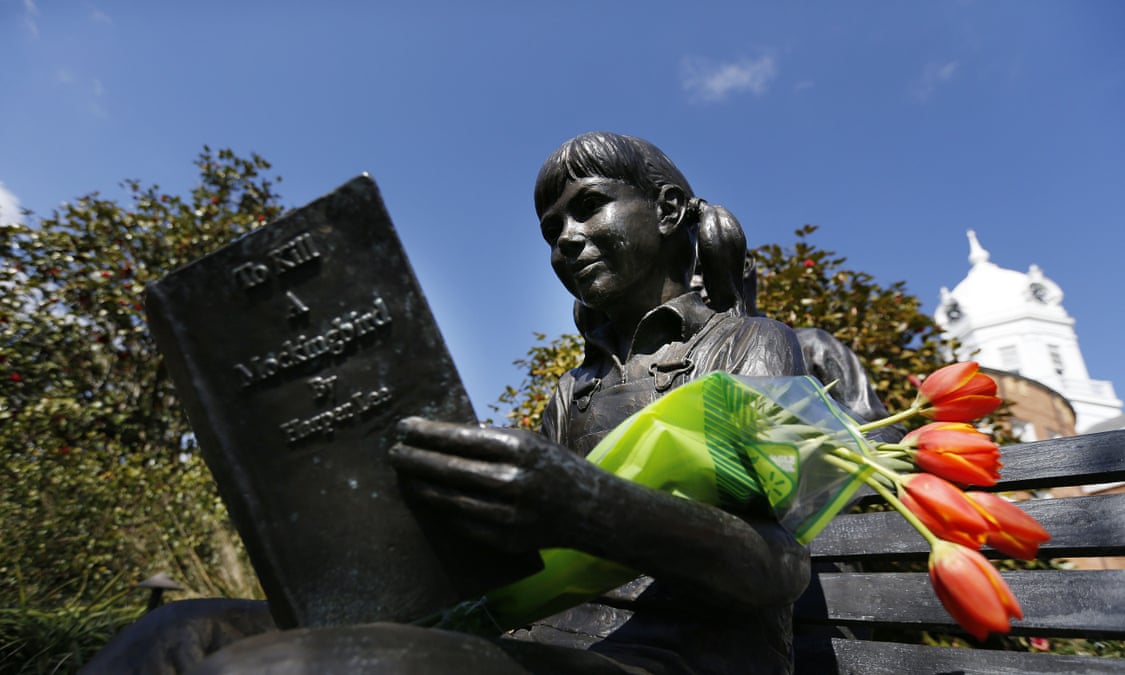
0, 148, 280, 609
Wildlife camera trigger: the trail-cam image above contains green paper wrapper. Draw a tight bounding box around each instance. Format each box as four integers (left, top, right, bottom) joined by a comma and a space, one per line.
454, 372, 873, 631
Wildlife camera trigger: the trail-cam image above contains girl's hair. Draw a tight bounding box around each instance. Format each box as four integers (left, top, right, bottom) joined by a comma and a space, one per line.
534, 132, 695, 218
538, 132, 753, 324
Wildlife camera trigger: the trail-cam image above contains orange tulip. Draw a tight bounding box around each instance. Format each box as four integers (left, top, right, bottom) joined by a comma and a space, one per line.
916, 362, 1003, 422
904, 422, 1002, 486
929, 540, 1022, 640
967, 491, 1051, 560
900, 473, 995, 548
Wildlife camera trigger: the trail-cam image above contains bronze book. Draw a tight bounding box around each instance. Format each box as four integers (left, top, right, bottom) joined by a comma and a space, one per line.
145, 175, 541, 629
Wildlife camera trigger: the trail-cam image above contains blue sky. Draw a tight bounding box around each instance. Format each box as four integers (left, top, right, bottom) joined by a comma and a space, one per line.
2, 1, 1123, 419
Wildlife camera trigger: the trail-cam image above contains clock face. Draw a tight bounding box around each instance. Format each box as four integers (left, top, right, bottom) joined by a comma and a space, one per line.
946, 302, 962, 322
1030, 282, 1048, 303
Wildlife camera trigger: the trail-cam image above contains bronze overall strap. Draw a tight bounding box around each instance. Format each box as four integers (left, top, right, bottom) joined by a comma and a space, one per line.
648, 309, 736, 393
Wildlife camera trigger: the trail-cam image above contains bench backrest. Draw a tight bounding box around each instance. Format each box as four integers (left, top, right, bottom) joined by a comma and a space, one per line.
794, 429, 1125, 674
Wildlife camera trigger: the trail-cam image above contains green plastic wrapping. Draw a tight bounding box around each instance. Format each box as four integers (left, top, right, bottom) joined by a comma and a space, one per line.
473, 372, 874, 631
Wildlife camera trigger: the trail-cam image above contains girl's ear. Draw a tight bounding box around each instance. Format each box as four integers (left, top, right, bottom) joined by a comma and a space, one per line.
656, 185, 688, 236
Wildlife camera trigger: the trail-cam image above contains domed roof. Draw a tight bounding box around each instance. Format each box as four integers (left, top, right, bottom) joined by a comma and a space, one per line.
935, 231, 1067, 329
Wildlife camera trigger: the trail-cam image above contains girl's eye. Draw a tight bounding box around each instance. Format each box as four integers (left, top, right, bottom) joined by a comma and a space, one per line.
540, 216, 562, 243
575, 194, 604, 219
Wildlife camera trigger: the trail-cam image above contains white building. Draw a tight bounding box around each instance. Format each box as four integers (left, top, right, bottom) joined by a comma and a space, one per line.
934, 230, 1122, 435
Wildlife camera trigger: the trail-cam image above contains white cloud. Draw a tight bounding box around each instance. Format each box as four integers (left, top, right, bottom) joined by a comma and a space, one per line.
912, 60, 959, 102
90, 78, 108, 117
53, 69, 109, 118
0, 182, 23, 227
23, 0, 39, 38
681, 55, 778, 103
89, 6, 112, 24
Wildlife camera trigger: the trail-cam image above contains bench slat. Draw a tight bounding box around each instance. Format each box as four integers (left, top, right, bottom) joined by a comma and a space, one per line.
995, 430, 1125, 489
800, 637, 1125, 674
809, 493, 1125, 561
796, 570, 1125, 638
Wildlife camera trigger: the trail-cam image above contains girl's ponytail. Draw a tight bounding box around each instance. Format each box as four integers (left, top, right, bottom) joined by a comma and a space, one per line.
692, 200, 755, 316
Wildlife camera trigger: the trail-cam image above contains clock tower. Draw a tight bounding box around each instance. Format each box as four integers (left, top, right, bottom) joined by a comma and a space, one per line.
935, 231, 1121, 436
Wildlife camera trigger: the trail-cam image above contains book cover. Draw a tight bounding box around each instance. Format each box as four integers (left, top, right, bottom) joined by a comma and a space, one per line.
145, 175, 541, 629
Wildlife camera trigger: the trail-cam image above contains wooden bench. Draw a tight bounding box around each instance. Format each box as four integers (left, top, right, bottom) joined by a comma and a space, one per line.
793, 429, 1125, 674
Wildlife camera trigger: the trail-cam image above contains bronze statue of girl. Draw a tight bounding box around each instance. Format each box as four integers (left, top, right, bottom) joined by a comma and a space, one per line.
93, 132, 841, 674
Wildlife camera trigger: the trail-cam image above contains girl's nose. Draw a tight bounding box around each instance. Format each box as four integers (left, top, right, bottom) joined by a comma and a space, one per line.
556, 218, 585, 258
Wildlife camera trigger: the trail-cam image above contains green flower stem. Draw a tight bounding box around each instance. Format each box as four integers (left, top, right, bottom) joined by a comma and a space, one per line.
874, 449, 910, 460
830, 446, 902, 486
864, 477, 939, 546
872, 445, 915, 465
819, 452, 870, 495
823, 448, 939, 547
819, 451, 863, 476
857, 406, 923, 433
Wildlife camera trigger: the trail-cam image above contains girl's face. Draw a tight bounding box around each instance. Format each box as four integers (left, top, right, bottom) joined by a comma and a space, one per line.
539, 177, 666, 316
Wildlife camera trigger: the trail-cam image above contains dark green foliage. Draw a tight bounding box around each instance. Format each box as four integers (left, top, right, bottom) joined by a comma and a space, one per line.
0, 148, 282, 610
493, 332, 582, 431
754, 225, 948, 414
0, 574, 142, 674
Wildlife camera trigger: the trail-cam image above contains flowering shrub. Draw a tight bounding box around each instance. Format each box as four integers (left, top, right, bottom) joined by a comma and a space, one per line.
0, 148, 279, 607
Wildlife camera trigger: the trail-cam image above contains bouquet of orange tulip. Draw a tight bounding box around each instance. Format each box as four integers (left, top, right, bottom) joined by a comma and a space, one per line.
435, 362, 1050, 642
823, 361, 1051, 640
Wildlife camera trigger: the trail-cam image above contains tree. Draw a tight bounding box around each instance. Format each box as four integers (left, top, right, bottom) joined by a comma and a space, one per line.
753, 224, 949, 414
494, 225, 951, 429
0, 148, 284, 607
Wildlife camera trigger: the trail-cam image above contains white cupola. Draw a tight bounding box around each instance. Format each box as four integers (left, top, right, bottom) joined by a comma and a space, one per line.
935, 231, 1121, 433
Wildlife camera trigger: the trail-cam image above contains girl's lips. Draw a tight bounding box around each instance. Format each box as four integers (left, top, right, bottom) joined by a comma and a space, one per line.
572, 259, 602, 280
